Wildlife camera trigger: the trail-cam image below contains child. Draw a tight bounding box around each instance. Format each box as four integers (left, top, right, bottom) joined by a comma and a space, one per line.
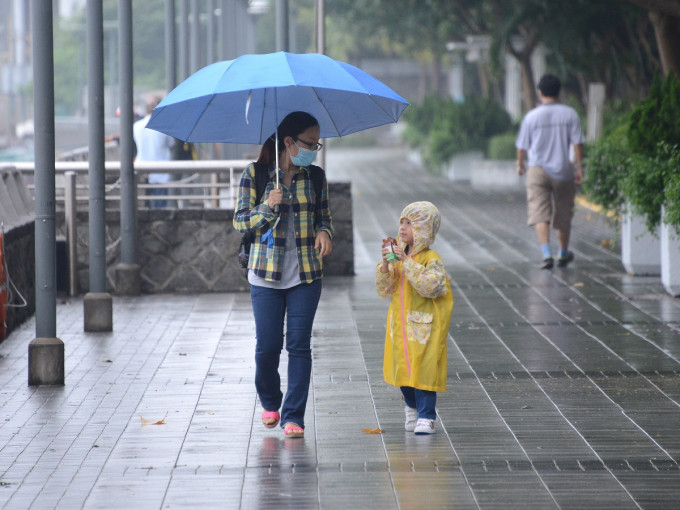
376, 202, 453, 435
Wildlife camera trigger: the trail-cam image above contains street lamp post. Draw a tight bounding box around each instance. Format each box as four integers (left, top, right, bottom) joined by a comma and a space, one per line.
84, 0, 113, 332
28, 0, 64, 386
115, 0, 140, 296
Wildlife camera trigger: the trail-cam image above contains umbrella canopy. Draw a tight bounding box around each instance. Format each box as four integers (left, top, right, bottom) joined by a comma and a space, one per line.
146, 51, 409, 144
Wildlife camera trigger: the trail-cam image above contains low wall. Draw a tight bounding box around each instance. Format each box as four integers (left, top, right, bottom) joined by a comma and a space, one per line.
57, 182, 353, 294
470, 159, 524, 189
1, 165, 36, 341
2, 222, 36, 338
441, 153, 525, 189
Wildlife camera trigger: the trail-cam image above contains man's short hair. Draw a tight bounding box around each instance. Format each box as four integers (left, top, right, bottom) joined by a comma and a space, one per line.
537, 74, 561, 98
146, 96, 162, 114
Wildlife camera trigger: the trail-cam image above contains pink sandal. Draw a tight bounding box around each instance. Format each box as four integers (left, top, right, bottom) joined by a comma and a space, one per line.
261, 410, 280, 429
283, 422, 304, 438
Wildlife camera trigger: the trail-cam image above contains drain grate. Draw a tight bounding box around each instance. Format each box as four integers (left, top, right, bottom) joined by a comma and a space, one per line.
450, 370, 680, 381
245, 458, 679, 474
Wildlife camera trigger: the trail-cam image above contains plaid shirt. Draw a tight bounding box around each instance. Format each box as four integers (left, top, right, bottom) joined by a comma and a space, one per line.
233, 163, 334, 283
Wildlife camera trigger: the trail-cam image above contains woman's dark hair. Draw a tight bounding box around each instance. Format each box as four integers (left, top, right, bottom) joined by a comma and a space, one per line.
537, 74, 561, 98
256, 111, 319, 166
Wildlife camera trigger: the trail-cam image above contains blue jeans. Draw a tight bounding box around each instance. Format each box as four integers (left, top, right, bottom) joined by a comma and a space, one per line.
148, 187, 168, 208
250, 279, 322, 429
401, 386, 437, 420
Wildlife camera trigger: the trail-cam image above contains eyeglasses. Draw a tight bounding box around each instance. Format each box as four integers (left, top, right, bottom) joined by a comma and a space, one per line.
295, 138, 323, 151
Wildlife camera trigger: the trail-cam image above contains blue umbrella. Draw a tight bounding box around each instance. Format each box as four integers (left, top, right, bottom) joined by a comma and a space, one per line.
146, 51, 409, 145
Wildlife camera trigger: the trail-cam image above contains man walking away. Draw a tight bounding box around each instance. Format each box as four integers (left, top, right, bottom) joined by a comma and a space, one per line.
133, 96, 175, 208
515, 74, 585, 269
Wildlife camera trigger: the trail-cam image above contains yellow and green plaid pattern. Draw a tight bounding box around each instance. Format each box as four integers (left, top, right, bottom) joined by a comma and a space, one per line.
233, 163, 334, 282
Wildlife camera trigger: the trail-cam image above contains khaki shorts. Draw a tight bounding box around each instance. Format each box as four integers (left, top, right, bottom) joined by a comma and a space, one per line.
526, 165, 575, 231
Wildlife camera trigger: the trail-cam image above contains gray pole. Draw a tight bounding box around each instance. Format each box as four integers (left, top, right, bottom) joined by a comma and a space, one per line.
221, 0, 236, 60
115, 0, 140, 295
28, 0, 64, 386
220, 0, 236, 159
315, 0, 325, 55
179, 0, 189, 81
315, 0, 326, 169
220, 0, 229, 60
165, 0, 177, 92
276, 0, 289, 52
207, 0, 215, 64
207, 0, 216, 159
190, 0, 200, 74
85, 0, 113, 332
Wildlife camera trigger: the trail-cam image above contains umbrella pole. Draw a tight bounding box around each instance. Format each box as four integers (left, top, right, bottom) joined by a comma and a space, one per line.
275, 91, 280, 189
275, 130, 279, 188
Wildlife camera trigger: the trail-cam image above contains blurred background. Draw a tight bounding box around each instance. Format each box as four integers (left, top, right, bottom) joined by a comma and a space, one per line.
0, 0, 676, 164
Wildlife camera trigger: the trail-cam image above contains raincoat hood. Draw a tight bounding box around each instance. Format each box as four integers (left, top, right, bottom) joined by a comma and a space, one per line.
399, 201, 441, 256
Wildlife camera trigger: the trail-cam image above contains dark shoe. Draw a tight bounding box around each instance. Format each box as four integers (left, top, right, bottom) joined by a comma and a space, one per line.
540, 257, 554, 270
557, 251, 574, 268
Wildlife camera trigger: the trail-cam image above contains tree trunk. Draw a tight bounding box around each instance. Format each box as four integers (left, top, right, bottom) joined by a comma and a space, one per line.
432, 54, 445, 97
417, 61, 428, 102
649, 10, 680, 79
477, 63, 491, 99
507, 29, 540, 114
518, 54, 537, 112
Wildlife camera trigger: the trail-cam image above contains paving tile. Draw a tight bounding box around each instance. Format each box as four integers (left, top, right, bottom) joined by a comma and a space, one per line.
1, 148, 680, 508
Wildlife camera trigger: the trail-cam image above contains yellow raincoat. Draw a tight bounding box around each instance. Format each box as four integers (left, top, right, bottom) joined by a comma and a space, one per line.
376, 202, 453, 392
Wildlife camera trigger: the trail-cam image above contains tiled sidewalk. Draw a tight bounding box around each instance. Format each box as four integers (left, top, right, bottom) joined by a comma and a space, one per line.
1, 147, 679, 509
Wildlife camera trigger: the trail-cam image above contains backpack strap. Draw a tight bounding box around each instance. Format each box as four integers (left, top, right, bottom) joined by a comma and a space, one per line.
251, 162, 325, 225
308, 164, 326, 229
252, 162, 269, 206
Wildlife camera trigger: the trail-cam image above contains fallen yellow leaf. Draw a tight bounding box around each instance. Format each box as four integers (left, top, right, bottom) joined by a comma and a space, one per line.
573, 282, 585, 287
362, 427, 384, 434
140, 412, 168, 425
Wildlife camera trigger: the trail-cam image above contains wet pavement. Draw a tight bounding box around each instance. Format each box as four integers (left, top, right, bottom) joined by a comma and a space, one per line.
1, 146, 680, 509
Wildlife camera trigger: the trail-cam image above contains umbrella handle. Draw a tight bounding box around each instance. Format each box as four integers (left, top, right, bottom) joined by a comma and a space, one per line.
274, 121, 280, 214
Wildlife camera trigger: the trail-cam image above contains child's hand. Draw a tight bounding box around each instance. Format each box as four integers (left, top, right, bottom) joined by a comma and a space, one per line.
393, 244, 407, 261
380, 242, 391, 272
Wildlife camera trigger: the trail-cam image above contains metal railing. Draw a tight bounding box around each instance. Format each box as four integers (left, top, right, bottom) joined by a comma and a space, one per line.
13, 159, 251, 297
14, 159, 252, 210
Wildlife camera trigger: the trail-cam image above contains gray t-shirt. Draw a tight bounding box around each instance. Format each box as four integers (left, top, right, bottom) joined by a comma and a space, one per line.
247, 210, 302, 289
516, 102, 584, 181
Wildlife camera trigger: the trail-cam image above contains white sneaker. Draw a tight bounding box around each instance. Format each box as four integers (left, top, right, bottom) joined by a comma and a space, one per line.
404, 406, 418, 432
414, 418, 435, 435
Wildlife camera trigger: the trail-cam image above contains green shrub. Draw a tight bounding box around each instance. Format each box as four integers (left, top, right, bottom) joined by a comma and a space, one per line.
402, 95, 450, 149
622, 152, 666, 233
402, 95, 512, 170
582, 125, 630, 216
660, 144, 680, 235
487, 132, 518, 160
583, 73, 680, 234
628, 72, 680, 158
327, 131, 377, 147
624, 72, 680, 233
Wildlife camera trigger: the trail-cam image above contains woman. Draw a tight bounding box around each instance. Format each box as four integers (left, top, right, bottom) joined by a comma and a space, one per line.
233, 111, 333, 439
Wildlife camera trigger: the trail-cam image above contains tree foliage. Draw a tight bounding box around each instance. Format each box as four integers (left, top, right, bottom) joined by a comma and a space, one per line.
402, 95, 512, 170
49, 0, 673, 118
53, 0, 168, 115
326, 0, 661, 108
628, 71, 680, 156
